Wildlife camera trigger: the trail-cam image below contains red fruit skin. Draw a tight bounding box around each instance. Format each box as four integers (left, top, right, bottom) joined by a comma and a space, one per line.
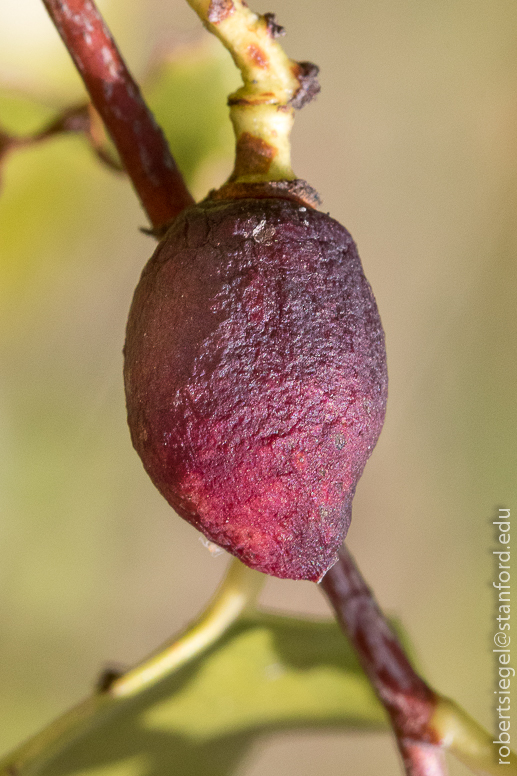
124, 197, 387, 581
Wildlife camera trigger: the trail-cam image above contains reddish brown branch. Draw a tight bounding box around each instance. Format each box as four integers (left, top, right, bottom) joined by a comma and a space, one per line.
0, 104, 123, 176
42, 0, 194, 230
398, 739, 448, 776
321, 546, 447, 776
34, 103, 123, 171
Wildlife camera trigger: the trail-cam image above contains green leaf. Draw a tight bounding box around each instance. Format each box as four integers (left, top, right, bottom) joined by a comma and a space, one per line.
144, 41, 240, 189
29, 612, 391, 776
0, 89, 55, 136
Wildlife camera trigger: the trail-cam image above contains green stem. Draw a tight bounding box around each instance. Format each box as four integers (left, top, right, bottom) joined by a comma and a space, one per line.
431, 696, 517, 776
0, 695, 109, 776
0, 558, 265, 776
111, 558, 265, 697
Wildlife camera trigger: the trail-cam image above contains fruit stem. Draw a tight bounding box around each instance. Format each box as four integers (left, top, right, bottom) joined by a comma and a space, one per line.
110, 557, 265, 697
321, 545, 517, 776
41, 0, 195, 231
185, 0, 319, 184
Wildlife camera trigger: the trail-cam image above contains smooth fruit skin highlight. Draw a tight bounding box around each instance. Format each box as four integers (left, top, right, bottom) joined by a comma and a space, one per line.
124, 196, 387, 581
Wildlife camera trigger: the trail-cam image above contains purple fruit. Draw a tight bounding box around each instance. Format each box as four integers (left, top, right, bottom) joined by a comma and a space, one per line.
124, 195, 387, 581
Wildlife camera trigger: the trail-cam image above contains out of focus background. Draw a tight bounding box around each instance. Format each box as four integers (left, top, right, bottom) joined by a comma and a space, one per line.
0, 0, 515, 773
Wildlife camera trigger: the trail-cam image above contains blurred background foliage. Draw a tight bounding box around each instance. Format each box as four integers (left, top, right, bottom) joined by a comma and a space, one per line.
0, 0, 515, 774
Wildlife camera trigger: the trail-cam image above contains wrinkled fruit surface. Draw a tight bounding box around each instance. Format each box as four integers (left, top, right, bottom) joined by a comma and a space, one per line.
124, 197, 387, 581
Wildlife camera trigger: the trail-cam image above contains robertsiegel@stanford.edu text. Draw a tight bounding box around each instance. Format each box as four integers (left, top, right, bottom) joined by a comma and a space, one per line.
493, 508, 512, 765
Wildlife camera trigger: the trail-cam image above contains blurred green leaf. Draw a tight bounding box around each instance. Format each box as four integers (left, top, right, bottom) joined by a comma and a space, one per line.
0, 41, 238, 303
0, 89, 55, 136
0, 138, 104, 301
31, 612, 391, 776
144, 41, 240, 188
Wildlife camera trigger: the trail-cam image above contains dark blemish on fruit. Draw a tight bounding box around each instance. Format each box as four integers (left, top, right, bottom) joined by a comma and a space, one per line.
335, 433, 346, 450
